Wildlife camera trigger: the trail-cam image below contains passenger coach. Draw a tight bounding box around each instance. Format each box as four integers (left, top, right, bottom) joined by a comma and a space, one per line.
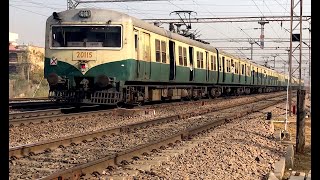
44, 9, 301, 105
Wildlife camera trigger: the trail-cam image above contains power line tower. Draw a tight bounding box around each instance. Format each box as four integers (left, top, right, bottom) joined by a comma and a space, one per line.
288, 0, 306, 154
288, 0, 304, 116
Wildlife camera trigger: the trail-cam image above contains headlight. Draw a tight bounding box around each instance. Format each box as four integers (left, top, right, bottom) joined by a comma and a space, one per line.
79, 10, 91, 18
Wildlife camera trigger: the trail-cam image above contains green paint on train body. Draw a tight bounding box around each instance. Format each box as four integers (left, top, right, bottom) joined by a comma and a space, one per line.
44, 58, 286, 87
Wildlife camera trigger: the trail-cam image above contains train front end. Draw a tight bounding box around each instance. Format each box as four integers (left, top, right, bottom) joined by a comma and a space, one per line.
44, 9, 135, 105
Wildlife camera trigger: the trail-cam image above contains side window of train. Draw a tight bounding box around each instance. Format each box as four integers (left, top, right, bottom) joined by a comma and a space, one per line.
155, 39, 166, 63
219, 57, 222, 71
196, 51, 204, 68
178, 46, 183, 65
161, 41, 166, 63
200, 52, 204, 68
178, 46, 187, 66
155, 39, 161, 62
199, 52, 203, 68
196, 51, 200, 68
210, 55, 214, 70
183, 47, 187, 66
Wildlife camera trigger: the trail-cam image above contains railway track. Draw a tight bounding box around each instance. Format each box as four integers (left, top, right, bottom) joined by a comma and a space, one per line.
9, 101, 68, 111
8, 92, 283, 128
9, 105, 106, 127
9, 93, 289, 179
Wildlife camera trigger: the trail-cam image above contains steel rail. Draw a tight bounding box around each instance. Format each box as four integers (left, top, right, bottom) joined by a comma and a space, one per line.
38, 96, 287, 180
8, 92, 257, 127
9, 93, 286, 158
9, 108, 113, 127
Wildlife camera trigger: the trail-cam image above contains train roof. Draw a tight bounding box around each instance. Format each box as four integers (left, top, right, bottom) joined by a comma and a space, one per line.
47, 8, 218, 53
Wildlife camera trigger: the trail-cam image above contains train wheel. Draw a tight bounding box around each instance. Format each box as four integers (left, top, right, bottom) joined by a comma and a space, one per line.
136, 101, 144, 107
116, 102, 124, 108
210, 88, 217, 98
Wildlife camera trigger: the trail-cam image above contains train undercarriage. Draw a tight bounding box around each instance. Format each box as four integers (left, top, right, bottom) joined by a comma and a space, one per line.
48, 82, 287, 106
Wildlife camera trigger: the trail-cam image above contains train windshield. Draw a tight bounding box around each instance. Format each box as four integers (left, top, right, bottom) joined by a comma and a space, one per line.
51, 26, 122, 48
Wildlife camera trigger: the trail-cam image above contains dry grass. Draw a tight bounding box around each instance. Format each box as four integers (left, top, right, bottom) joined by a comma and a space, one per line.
273, 115, 311, 180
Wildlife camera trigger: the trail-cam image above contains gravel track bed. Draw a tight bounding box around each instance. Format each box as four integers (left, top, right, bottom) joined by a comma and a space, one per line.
9, 110, 22, 113
123, 100, 291, 180
9, 92, 285, 147
9, 95, 285, 179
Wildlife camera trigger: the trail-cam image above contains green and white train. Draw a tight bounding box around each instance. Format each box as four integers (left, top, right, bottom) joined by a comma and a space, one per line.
45, 8, 302, 105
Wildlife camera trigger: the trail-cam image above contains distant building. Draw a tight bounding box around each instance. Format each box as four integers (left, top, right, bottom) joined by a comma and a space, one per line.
9, 32, 18, 45
9, 32, 44, 77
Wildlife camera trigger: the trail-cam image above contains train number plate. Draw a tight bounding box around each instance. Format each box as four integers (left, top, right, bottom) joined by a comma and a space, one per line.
72, 51, 96, 61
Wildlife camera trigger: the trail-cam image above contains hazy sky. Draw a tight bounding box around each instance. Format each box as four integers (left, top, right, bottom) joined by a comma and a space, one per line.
9, 0, 311, 79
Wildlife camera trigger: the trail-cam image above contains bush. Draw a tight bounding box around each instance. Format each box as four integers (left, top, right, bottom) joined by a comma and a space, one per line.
9, 70, 49, 98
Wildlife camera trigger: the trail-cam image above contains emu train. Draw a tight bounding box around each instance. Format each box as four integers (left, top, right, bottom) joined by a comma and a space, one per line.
44, 8, 302, 105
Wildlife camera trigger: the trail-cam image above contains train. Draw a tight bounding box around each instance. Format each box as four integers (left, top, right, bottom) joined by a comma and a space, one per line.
44, 8, 302, 106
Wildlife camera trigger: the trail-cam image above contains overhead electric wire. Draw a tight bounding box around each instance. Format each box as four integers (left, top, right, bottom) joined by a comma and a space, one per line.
251, 0, 282, 40
9, 4, 48, 17
189, 0, 252, 59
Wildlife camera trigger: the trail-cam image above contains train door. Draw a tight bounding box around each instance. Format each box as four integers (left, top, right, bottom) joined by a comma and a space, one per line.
262, 69, 264, 85
205, 51, 209, 81
189, 47, 194, 81
244, 64, 247, 83
169, 40, 176, 81
260, 69, 262, 85
231, 59, 234, 83
252, 66, 255, 85
214, 55, 219, 84
257, 68, 259, 85
134, 30, 140, 78
141, 32, 151, 80
222, 56, 225, 82
262, 70, 267, 85
239, 63, 242, 84
215, 49, 220, 84
264, 70, 266, 85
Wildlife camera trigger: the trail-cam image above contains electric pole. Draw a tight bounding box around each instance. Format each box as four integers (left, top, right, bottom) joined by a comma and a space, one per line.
258, 20, 269, 49
299, 0, 303, 90
288, 0, 293, 116
271, 54, 278, 70
249, 39, 255, 60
